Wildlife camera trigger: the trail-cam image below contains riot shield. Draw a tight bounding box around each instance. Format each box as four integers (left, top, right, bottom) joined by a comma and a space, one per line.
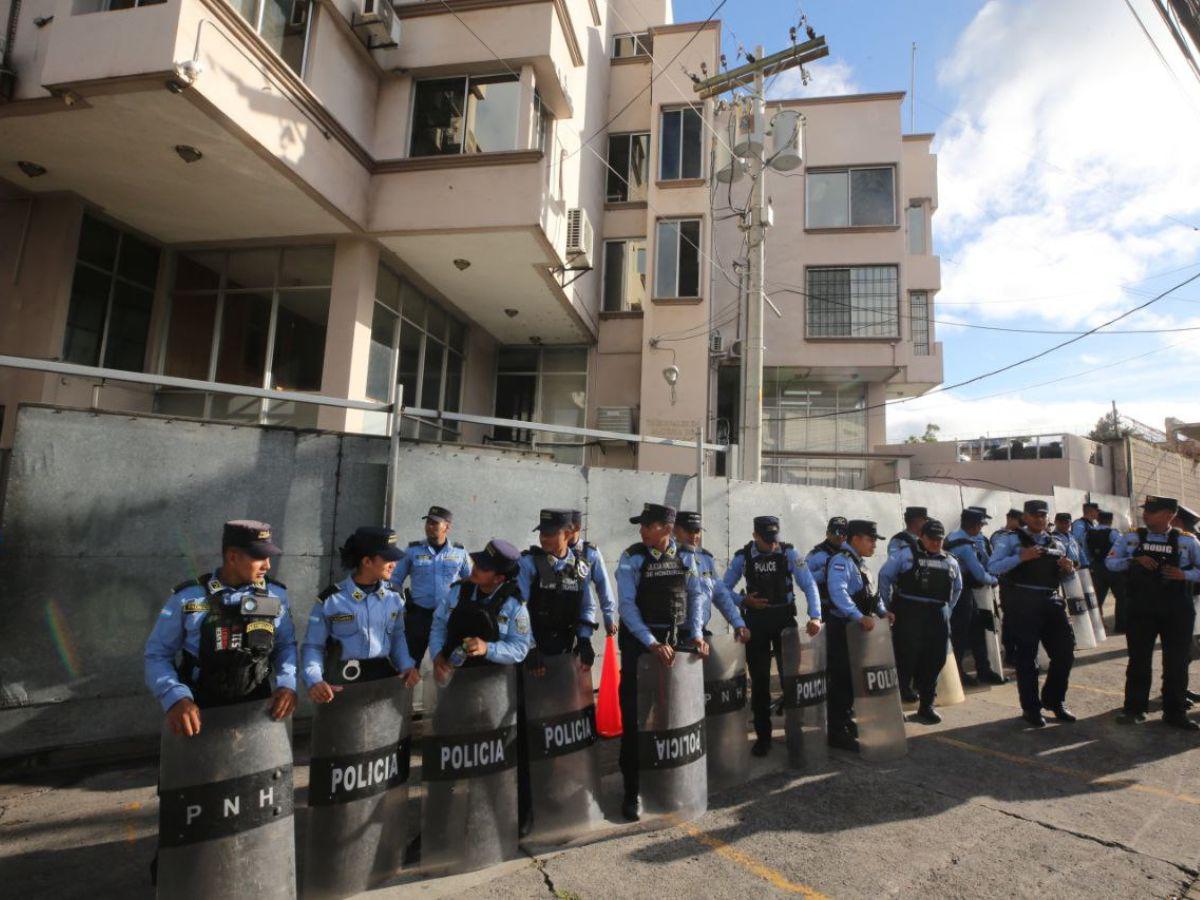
1194, 595, 1200, 637
1077, 568, 1107, 642
780, 626, 828, 770
420, 665, 519, 876
304, 676, 413, 899
702, 632, 749, 791
157, 699, 295, 900
636, 651, 707, 820
972, 586, 1005, 677
937, 638, 965, 705
1063, 573, 1097, 650
846, 620, 908, 762
521, 653, 602, 845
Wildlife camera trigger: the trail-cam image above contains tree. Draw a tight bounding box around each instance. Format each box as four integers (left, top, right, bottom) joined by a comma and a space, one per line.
1088, 411, 1134, 442
905, 423, 941, 444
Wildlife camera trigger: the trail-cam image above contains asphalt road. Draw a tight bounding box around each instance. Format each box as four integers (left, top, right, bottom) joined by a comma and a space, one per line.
3, 631, 1199, 899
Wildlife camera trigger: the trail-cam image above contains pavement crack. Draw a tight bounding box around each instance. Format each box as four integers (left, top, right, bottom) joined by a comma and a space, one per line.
530, 857, 580, 900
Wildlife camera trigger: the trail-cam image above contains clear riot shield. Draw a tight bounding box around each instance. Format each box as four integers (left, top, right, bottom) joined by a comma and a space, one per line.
1063, 573, 1097, 650
157, 699, 296, 900
702, 632, 749, 792
780, 626, 828, 770
521, 653, 603, 845
1077, 568, 1107, 642
636, 651, 707, 821
304, 676, 413, 899
420, 665, 519, 876
1194, 594, 1200, 637
972, 586, 1005, 678
846, 619, 908, 762
937, 638, 965, 705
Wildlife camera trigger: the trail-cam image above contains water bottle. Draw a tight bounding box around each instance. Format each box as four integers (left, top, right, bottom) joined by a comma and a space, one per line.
449, 643, 468, 667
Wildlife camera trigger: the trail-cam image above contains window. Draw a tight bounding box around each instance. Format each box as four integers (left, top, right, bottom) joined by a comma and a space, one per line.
910, 291, 931, 355
62, 215, 160, 372
655, 219, 701, 299
807, 265, 899, 338
103, 0, 166, 9
906, 201, 927, 254
155, 246, 331, 427
493, 347, 588, 464
228, 0, 310, 74
806, 167, 896, 228
606, 132, 650, 202
533, 91, 554, 155
410, 74, 522, 157
612, 32, 651, 58
659, 107, 703, 181
602, 239, 647, 312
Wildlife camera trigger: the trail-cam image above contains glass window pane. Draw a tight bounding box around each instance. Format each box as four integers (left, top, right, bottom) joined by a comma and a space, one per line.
681, 108, 702, 179
807, 268, 851, 336
906, 204, 927, 254
164, 293, 217, 379
498, 348, 539, 372
259, 0, 307, 74
541, 373, 586, 437
420, 340, 444, 408
493, 373, 536, 442
910, 291, 930, 355
607, 135, 630, 202
117, 234, 160, 287
396, 325, 422, 410
448, 319, 467, 353
603, 241, 625, 311
271, 288, 328, 392
464, 74, 520, 154
76, 216, 118, 271
401, 282, 428, 328
627, 240, 647, 310
542, 348, 586, 373
411, 78, 466, 157
659, 110, 680, 180
376, 264, 401, 312
655, 221, 680, 298
850, 167, 895, 226
280, 245, 333, 287
628, 133, 649, 201
225, 249, 278, 290
426, 302, 449, 343
806, 171, 849, 227
367, 305, 398, 402
678, 220, 700, 297
62, 265, 111, 366
102, 282, 153, 371
443, 352, 463, 414
209, 393, 262, 424
229, 0, 257, 24
215, 292, 272, 387
174, 252, 223, 292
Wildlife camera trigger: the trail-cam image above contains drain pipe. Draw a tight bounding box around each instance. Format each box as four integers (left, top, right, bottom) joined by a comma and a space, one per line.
1, 0, 20, 101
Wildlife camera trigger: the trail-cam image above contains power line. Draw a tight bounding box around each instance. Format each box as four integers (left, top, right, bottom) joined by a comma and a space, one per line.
1124, 0, 1200, 121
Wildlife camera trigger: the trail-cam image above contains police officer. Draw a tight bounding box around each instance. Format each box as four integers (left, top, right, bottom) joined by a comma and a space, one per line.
1108, 496, 1200, 730
390, 506, 472, 665
991, 508, 1023, 546
1171, 506, 1200, 706
517, 509, 599, 670
1091, 510, 1126, 631
879, 520, 962, 724
1071, 502, 1101, 571
946, 509, 1007, 686
301, 527, 421, 702
145, 520, 298, 736
616, 503, 709, 821
674, 510, 750, 641
888, 507, 928, 558
723, 516, 822, 756
1053, 513, 1084, 567
567, 509, 618, 636
825, 520, 893, 751
806, 517, 849, 605
991, 508, 1024, 661
987, 500, 1077, 728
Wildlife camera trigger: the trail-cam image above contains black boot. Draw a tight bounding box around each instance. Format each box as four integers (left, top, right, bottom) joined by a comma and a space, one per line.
621, 794, 640, 821
751, 735, 771, 757
914, 704, 942, 725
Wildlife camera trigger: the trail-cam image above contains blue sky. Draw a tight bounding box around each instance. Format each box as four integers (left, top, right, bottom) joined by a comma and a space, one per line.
675, 0, 1200, 442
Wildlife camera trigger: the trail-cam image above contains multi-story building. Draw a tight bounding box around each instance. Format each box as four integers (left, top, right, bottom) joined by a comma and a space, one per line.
0, 0, 941, 481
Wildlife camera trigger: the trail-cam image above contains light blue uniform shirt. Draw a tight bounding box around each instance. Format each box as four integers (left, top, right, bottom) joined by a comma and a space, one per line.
879, 545, 963, 611
805, 540, 844, 594
826, 547, 888, 621
987, 529, 1072, 590
429, 582, 532, 665
515, 548, 598, 642
1070, 518, 1096, 567
946, 528, 998, 587
681, 545, 746, 631
721, 543, 822, 620
300, 576, 415, 686
571, 540, 617, 630
1052, 529, 1083, 567
144, 574, 298, 712
390, 541, 472, 611
1106, 529, 1200, 579
616, 540, 706, 647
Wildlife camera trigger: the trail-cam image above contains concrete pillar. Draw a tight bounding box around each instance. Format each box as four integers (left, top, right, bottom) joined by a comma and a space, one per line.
518, 64, 536, 150
317, 238, 380, 433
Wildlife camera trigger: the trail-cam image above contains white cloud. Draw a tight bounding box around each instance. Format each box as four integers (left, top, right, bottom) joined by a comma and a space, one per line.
767, 58, 859, 100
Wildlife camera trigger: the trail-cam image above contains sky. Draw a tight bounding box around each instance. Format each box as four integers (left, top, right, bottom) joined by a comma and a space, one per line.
673, 0, 1200, 443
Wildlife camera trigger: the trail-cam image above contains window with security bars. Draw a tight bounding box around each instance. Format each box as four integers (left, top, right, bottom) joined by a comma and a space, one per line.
910, 291, 931, 355
807, 265, 899, 338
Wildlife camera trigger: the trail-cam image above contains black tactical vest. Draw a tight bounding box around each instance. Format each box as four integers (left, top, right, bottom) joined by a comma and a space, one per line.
1009, 530, 1064, 590
808, 540, 842, 600
1084, 525, 1114, 563
525, 546, 586, 653
444, 581, 514, 667
830, 550, 879, 616
736, 541, 793, 605
945, 536, 985, 589
628, 542, 687, 627
891, 531, 920, 556
896, 547, 955, 603
179, 575, 279, 708
1127, 528, 1190, 603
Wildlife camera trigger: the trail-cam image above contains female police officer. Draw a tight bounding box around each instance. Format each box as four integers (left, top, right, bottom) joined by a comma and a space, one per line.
302, 526, 421, 700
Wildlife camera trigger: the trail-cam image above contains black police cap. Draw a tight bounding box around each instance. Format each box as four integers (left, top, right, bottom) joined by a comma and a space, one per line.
534, 508, 573, 532
961, 508, 989, 526
846, 519, 880, 539
630, 502, 676, 526
568, 509, 583, 528
677, 510, 702, 531
348, 526, 403, 561
1006, 508, 1024, 519
1082, 501, 1100, 511
1098, 510, 1115, 524
1023, 500, 1049, 515
827, 516, 848, 535
903, 506, 928, 522
1054, 512, 1072, 523
1174, 505, 1199, 529
222, 520, 281, 559
423, 505, 453, 524
470, 538, 520, 574
753, 515, 781, 535
1141, 495, 1179, 513
922, 519, 946, 538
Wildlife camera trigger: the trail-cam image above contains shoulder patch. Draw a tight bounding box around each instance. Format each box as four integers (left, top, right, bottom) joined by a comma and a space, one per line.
173, 577, 203, 594
182, 600, 209, 614
318, 584, 339, 600
624, 542, 644, 557
330, 613, 355, 623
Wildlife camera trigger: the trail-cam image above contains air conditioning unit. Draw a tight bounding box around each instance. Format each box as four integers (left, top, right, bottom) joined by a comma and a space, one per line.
596, 406, 635, 436
709, 331, 724, 354
728, 339, 743, 359
353, 0, 401, 49
565, 207, 593, 269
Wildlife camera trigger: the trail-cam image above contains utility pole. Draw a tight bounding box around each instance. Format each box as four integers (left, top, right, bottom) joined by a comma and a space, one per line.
693, 35, 829, 482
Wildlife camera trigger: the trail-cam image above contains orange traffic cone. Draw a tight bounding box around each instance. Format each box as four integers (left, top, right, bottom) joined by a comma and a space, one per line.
596, 634, 622, 738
